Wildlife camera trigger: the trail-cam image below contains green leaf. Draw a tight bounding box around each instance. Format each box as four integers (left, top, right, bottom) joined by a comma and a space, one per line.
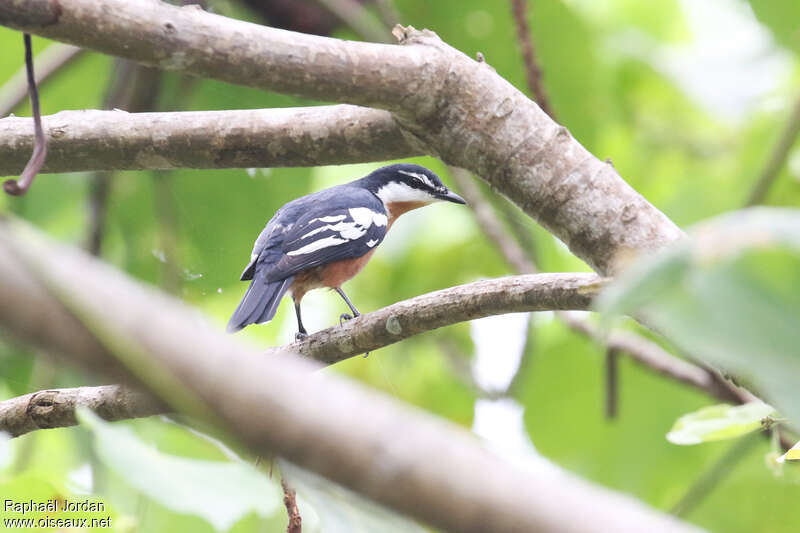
77, 409, 279, 532
747, 0, 800, 53
777, 440, 800, 463
597, 208, 800, 425
666, 402, 776, 445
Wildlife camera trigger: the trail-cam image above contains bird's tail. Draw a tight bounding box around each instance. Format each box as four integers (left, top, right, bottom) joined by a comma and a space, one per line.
227, 269, 293, 333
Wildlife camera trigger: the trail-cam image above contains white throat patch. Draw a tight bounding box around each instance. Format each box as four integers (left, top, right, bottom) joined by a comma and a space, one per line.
375, 181, 436, 205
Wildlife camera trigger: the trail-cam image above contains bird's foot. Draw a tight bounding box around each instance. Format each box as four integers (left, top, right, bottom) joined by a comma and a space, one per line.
339, 313, 354, 326
294, 331, 308, 342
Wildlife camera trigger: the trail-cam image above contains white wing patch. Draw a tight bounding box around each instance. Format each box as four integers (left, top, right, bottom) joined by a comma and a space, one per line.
300, 221, 362, 240
286, 235, 349, 256
349, 207, 387, 227
309, 214, 346, 224
286, 208, 387, 256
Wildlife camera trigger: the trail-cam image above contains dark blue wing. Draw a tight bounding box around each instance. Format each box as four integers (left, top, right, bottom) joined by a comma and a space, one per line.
265, 203, 388, 282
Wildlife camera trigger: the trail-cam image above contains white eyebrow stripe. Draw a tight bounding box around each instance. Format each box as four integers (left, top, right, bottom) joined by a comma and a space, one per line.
286, 235, 349, 255
398, 170, 435, 189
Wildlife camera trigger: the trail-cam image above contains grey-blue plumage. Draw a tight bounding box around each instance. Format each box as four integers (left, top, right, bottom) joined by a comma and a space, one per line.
227, 163, 466, 336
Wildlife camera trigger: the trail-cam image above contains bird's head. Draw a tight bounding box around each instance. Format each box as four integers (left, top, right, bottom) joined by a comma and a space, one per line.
361, 164, 466, 207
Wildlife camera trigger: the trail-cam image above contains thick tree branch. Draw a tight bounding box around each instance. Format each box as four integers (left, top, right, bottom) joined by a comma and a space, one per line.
276, 273, 605, 365
0, 0, 683, 275
0, 217, 701, 533
0, 385, 163, 437
0, 106, 417, 175
0, 271, 602, 438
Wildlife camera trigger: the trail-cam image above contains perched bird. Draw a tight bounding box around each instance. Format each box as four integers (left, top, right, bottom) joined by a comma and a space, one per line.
227, 163, 466, 338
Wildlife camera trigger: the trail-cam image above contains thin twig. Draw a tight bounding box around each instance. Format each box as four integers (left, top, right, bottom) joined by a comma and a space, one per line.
281, 475, 302, 533
605, 347, 619, 419
509, 0, 556, 119
373, 0, 401, 28
313, 0, 391, 42
450, 168, 759, 407
745, 91, 800, 206
87, 60, 161, 256
86, 173, 112, 256
3, 34, 47, 196
450, 167, 536, 274
0, 43, 82, 118
670, 432, 762, 517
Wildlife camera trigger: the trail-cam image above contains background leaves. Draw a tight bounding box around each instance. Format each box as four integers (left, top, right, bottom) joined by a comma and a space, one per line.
1, 0, 800, 531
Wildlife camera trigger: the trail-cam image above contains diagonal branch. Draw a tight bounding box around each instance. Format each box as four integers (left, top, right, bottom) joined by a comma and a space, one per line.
312, 0, 391, 43
509, 0, 555, 119
450, 167, 750, 406
0, 271, 603, 438
0, 0, 683, 275
0, 217, 702, 533
0, 42, 82, 118
745, 90, 800, 206
275, 272, 605, 364
0, 106, 418, 175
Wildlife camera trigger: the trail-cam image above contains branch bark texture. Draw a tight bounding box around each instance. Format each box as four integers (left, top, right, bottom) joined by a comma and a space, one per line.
277, 272, 604, 364
0, 385, 163, 437
0, 0, 684, 275
0, 217, 702, 533
0, 106, 416, 174
0, 272, 604, 437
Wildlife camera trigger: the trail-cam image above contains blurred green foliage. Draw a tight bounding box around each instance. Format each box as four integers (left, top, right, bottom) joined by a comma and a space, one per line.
1, 0, 799, 532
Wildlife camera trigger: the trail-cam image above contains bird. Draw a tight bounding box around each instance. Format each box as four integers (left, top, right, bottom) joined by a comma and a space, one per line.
227, 163, 466, 339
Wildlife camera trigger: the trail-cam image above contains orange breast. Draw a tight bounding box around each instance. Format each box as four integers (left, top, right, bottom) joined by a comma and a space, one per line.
318, 248, 377, 288
386, 201, 427, 226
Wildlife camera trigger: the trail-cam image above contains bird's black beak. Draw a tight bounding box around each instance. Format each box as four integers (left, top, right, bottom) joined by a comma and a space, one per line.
440, 190, 467, 205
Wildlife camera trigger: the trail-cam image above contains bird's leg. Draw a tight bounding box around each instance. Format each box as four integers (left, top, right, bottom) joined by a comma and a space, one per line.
294, 299, 308, 342
334, 287, 369, 357
334, 287, 360, 325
